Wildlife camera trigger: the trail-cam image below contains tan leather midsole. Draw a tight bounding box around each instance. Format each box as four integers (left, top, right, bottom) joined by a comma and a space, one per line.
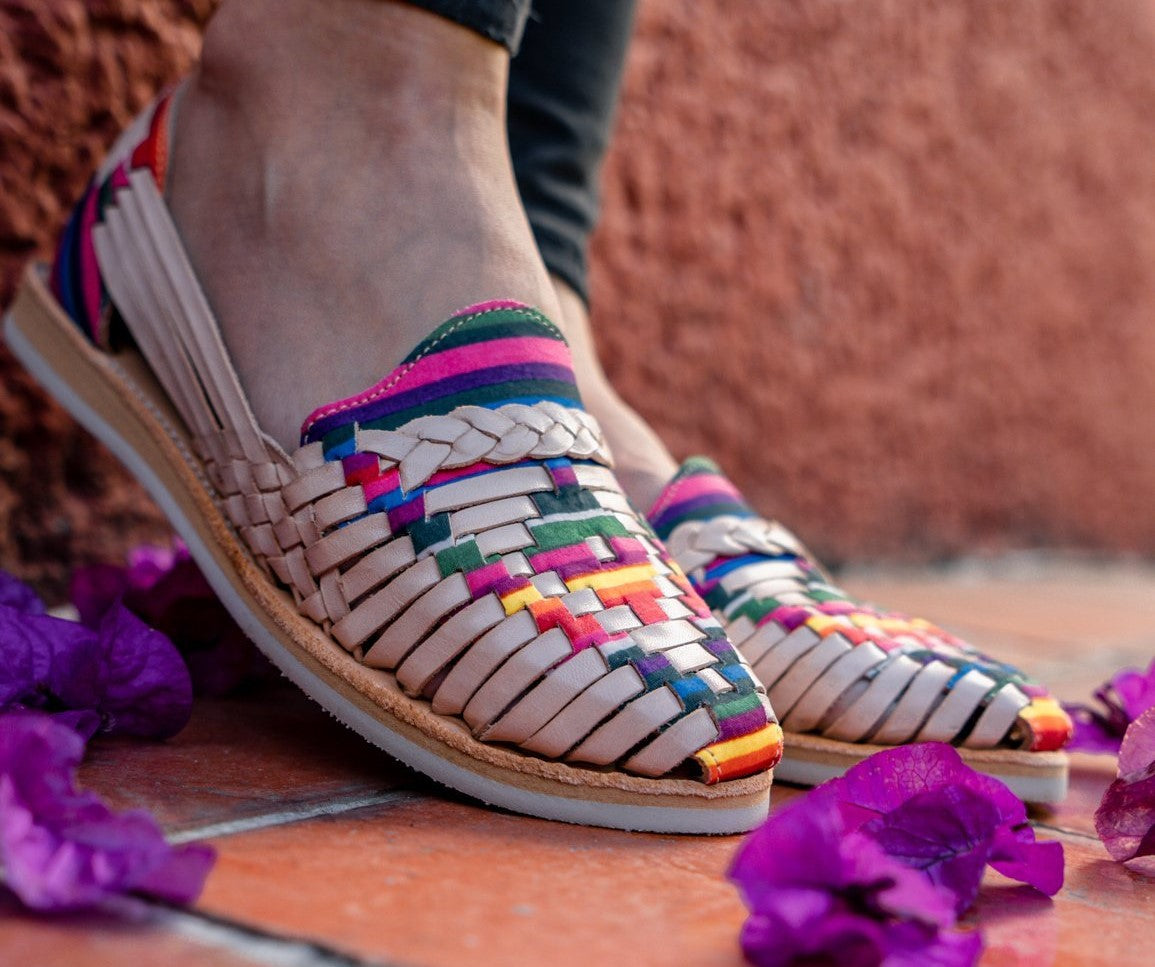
784, 729, 1068, 782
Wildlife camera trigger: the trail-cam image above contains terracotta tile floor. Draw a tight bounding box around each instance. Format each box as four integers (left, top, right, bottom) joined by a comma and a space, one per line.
4, 560, 1154, 966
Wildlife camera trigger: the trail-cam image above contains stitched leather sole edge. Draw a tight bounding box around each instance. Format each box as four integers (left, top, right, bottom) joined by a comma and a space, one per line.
5, 265, 772, 834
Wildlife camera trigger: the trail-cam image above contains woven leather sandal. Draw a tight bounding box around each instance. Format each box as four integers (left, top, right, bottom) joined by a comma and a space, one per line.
3, 94, 783, 833
649, 458, 1073, 803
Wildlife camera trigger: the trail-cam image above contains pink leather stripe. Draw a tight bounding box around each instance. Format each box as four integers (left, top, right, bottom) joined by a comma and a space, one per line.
664, 472, 744, 507
529, 544, 597, 574
78, 186, 103, 341
454, 299, 528, 315
396, 337, 572, 393
422, 461, 502, 488
363, 467, 400, 502
302, 337, 572, 431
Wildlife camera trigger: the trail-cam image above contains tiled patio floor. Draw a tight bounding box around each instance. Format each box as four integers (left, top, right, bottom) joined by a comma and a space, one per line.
5, 559, 1154, 966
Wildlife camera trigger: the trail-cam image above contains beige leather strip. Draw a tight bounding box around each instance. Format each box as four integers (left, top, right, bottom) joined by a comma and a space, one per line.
305, 514, 393, 577
769, 633, 856, 718
915, 669, 997, 743
823, 654, 922, 742
568, 686, 684, 766
781, 641, 887, 734
462, 629, 573, 732
480, 647, 607, 744
424, 465, 554, 515
749, 625, 821, 690
339, 536, 418, 605
331, 555, 440, 650
521, 664, 646, 758
430, 610, 539, 716
363, 572, 472, 669
870, 661, 955, 745
624, 707, 720, 778
449, 495, 539, 535
966, 685, 1030, 749
395, 594, 507, 696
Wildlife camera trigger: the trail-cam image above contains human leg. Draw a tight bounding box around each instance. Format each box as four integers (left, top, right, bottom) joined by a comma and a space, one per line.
505, 0, 1072, 797
167, 0, 560, 449
13, 0, 784, 830
507, 0, 677, 510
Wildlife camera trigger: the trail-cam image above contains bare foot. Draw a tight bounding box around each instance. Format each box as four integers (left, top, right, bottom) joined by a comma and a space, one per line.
167, 0, 561, 449
551, 277, 677, 511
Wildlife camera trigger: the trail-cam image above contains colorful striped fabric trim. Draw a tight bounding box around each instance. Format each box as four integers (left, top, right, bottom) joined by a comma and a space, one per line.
649, 456, 754, 539
51, 91, 175, 349
695, 722, 785, 784
301, 304, 582, 447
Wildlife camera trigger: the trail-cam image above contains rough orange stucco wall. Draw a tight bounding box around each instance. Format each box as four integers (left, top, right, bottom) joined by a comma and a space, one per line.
2, 0, 1155, 598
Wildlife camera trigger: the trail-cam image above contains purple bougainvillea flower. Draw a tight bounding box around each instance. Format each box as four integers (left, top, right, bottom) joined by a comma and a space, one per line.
0, 589, 192, 740
72, 545, 269, 697
807, 744, 1063, 912
1063, 659, 1155, 754
731, 799, 982, 967
0, 572, 45, 615
1095, 707, 1155, 864
86, 605, 194, 739
0, 711, 214, 911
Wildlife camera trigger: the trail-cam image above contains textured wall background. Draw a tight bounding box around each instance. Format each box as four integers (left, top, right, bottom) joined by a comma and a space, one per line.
3, 0, 1155, 598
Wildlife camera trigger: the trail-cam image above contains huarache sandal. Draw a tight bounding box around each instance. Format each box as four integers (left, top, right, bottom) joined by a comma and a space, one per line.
649, 458, 1072, 803
4, 93, 783, 833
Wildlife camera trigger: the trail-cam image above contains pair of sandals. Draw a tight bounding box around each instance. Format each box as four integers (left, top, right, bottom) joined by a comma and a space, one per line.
5, 91, 1071, 835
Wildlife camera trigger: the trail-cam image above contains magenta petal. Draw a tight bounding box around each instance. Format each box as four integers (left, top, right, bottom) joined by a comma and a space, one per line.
1117, 707, 1155, 783
1095, 774, 1155, 863
0, 607, 97, 709
812, 743, 1028, 831
740, 906, 889, 967
0, 712, 213, 910
1095, 710, 1155, 863
804, 743, 1059, 909
47, 709, 103, 740
1114, 660, 1155, 724
987, 826, 1065, 895
90, 605, 193, 739
861, 786, 1000, 914
884, 920, 984, 967
1062, 703, 1125, 755
0, 572, 45, 615
70, 564, 131, 628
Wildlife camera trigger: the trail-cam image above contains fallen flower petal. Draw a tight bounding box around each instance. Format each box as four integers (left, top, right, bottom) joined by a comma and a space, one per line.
808, 744, 1062, 907
0, 711, 213, 911
1095, 708, 1155, 864
731, 799, 981, 967
862, 785, 1000, 914
72, 547, 270, 698
1064, 658, 1155, 754
0, 605, 95, 709
0, 573, 45, 616
87, 605, 193, 739
0, 589, 192, 740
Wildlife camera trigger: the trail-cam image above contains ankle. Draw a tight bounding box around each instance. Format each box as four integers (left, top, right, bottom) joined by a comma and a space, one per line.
197, 0, 508, 138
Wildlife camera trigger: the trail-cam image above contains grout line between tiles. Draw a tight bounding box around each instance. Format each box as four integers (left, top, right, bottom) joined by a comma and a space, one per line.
1030, 820, 1103, 845
102, 893, 405, 967
168, 789, 425, 844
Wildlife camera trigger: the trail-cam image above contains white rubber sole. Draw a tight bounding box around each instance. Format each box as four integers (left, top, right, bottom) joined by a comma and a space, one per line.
5, 271, 772, 834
